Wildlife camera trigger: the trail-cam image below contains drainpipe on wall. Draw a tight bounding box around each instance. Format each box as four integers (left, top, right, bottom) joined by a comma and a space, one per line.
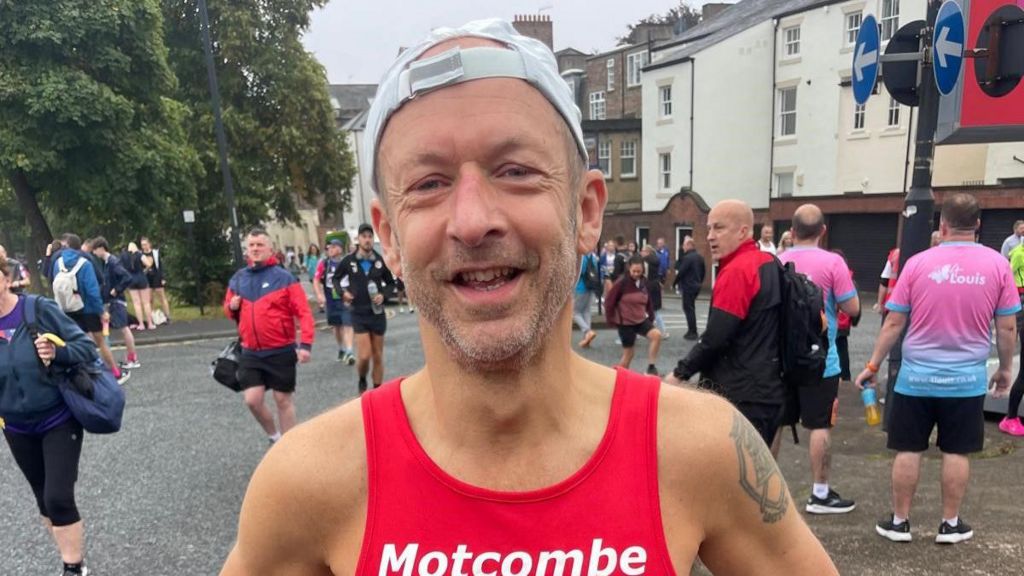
768, 18, 779, 204
690, 58, 695, 191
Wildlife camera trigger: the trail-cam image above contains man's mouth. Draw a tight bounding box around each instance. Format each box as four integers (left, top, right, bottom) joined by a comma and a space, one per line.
452, 267, 523, 291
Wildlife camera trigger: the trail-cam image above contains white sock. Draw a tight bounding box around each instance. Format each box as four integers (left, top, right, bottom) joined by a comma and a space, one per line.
812, 483, 830, 499
269, 432, 282, 443
892, 515, 907, 526
943, 516, 958, 527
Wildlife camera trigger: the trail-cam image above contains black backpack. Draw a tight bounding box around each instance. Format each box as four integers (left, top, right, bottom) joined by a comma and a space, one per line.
777, 260, 828, 388
582, 255, 602, 293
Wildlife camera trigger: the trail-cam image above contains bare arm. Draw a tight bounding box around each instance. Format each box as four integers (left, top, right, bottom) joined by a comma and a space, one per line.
660, 390, 838, 575
874, 284, 888, 311
854, 311, 907, 389
838, 294, 860, 317
991, 314, 1017, 397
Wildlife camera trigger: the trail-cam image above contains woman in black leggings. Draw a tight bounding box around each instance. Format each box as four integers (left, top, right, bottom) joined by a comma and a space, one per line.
0, 258, 100, 575
1000, 316, 1024, 436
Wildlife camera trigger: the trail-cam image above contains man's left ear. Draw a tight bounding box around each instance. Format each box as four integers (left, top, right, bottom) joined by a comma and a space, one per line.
577, 169, 608, 254
371, 199, 402, 277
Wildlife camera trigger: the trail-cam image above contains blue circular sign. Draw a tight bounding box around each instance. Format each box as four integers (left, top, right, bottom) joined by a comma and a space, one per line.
853, 14, 880, 105
933, 0, 965, 96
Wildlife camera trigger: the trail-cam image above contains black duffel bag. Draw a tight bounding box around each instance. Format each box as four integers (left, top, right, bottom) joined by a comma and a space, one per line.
211, 340, 242, 392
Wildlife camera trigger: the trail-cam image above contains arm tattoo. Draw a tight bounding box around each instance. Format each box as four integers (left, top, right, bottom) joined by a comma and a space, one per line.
731, 412, 788, 524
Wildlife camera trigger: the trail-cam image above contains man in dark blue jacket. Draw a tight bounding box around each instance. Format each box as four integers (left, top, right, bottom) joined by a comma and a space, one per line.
87, 237, 140, 370
53, 234, 127, 384
673, 236, 706, 340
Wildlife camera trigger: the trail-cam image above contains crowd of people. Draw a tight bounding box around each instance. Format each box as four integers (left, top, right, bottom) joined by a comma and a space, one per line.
1, 231, 170, 575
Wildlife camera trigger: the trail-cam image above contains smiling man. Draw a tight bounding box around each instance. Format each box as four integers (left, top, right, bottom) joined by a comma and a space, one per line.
220, 20, 836, 576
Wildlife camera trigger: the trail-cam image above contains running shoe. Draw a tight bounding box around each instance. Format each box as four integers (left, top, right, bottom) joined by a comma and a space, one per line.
876, 515, 912, 542
935, 519, 973, 544
806, 489, 855, 514
998, 416, 1024, 436
646, 364, 659, 376
122, 359, 141, 370
116, 370, 131, 386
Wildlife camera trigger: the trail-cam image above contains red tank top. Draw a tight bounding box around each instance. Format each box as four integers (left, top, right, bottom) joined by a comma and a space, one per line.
356, 368, 677, 575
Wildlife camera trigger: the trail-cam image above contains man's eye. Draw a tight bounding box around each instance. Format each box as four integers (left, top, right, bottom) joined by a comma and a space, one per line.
412, 179, 446, 192
498, 165, 532, 178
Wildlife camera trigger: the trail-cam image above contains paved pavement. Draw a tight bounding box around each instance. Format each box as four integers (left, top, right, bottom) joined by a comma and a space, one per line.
2, 294, 1022, 574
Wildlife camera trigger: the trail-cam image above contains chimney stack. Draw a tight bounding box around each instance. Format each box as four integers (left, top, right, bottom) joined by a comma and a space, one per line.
512, 14, 554, 50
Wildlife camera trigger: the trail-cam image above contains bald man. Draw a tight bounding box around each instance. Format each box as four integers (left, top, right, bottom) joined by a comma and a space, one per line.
776, 204, 861, 515
667, 200, 786, 445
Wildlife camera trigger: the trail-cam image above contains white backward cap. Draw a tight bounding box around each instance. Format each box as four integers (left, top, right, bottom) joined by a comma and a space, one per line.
364, 18, 587, 194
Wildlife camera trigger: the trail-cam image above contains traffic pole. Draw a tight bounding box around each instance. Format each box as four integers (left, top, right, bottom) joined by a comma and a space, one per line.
885, 0, 942, 425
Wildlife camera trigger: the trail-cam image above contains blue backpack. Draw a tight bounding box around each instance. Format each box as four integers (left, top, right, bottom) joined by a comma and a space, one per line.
23, 295, 125, 434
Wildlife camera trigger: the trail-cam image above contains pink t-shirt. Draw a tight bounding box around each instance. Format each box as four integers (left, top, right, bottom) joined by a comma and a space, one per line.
886, 242, 1021, 397
780, 247, 857, 378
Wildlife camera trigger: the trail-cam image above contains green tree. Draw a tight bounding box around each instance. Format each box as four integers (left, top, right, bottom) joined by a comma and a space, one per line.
0, 0, 200, 290
161, 0, 355, 296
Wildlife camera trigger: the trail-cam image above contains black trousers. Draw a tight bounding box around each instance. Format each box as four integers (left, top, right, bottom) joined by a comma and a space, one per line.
682, 290, 699, 335
1009, 335, 1024, 419
837, 332, 851, 380
3, 418, 83, 526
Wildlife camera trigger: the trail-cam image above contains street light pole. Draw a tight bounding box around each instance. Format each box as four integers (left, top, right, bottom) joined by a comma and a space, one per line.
197, 0, 244, 268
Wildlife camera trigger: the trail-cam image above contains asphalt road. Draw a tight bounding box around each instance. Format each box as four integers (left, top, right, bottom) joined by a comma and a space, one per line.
2, 298, 1022, 574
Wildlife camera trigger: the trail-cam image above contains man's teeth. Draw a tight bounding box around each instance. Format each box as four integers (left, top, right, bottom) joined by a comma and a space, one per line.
459, 267, 514, 284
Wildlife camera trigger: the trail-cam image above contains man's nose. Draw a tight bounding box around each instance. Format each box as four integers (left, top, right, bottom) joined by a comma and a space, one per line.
446, 167, 507, 248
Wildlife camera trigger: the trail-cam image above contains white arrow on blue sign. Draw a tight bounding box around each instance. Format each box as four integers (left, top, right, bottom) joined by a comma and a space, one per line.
933, 0, 965, 96
853, 14, 880, 105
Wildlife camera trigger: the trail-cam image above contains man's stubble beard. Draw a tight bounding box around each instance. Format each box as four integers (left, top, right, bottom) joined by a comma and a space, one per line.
399, 229, 578, 374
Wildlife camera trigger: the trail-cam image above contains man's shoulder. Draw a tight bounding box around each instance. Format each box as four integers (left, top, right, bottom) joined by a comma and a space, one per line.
251, 399, 367, 518
657, 385, 743, 498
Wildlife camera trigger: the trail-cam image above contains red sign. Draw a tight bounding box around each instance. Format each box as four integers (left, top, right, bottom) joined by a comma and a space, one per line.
961, 0, 1024, 129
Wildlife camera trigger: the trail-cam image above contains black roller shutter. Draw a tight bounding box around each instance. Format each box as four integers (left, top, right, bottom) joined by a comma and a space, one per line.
978, 209, 1021, 253
826, 213, 899, 290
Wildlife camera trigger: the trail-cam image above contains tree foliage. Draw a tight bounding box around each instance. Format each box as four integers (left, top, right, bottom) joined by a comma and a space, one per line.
617, 1, 703, 45
0, 0, 200, 241
159, 0, 356, 297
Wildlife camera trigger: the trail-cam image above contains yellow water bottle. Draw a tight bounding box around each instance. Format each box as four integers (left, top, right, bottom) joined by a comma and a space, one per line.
862, 388, 882, 427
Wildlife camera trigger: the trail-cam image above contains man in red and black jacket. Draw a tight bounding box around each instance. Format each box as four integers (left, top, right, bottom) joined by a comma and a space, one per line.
666, 200, 784, 445
224, 228, 315, 444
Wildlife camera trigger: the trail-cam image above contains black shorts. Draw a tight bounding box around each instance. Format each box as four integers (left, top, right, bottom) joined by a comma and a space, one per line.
736, 402, 784, 446
617, 319, 655, 348
886, 393, 986, 454
67, 312, 102, 334
352, 313, 386, 336
325, 300, 352, 327
780, 375, 840, 429
108, 300, 129, 330
237, 350, 298, 393
129, 275, 148, 290
146, 270, 164, 289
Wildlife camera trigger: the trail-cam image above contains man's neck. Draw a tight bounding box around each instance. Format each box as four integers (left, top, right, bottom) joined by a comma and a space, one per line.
401, 306, 616, 488
945, 234, 975, 243
792, 238, 819, 248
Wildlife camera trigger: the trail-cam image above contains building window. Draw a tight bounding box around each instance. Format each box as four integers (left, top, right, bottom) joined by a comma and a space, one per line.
784, 26, 801, 57
659, 153, 671, 189
635, 226, 650, 249
776, 172, 794, 197
888, 97, 900, 127
620, 140, 636, 177
846, 12, 862, 45
778, 87, 797, 137
607, 58, 615, 91
659, 85, 672, 117
598, 140, 611, 177
566, 78, 575, 102
881, 0, 900, 41
589, 91, 606, 120
626, 51, 649, 87
853, 103, 866, 130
